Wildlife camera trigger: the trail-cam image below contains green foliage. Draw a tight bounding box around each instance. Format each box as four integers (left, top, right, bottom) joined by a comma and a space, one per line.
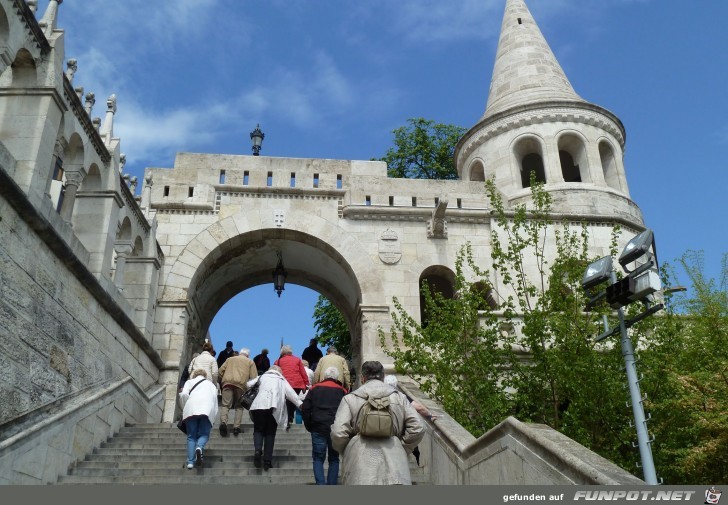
380, 177, 638, 471
381, 244, 515, 433
379, 118, 466, 180
638, 251, 728, 484
312, 295, 351, 359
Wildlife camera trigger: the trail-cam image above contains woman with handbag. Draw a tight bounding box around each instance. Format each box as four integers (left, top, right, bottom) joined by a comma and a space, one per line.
179, 369, 218, 469
246, 365, 304, 471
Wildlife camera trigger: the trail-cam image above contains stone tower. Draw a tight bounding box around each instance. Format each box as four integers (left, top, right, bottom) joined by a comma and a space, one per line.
456, 0, 643, 231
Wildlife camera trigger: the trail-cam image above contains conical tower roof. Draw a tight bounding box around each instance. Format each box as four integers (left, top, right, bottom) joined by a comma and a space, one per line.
482, 0, 585, 120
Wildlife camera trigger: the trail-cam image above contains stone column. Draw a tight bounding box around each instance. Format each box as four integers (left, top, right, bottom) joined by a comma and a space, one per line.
59, 169, 83, 222
543, 138, 564, 184
141, 173, 153, 212
585, 143, 607, 186
356, 304, 393, 379
113, 241, 133, 287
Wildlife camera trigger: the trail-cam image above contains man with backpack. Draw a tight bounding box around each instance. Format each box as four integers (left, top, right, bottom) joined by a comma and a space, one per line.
331, 361, 424, 485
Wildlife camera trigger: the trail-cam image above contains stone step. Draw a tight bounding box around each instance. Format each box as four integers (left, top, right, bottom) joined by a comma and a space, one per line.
60, 422, 431, 485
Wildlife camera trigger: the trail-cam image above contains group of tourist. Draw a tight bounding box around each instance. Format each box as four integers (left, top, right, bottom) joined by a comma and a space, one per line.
177, 338, 432, 484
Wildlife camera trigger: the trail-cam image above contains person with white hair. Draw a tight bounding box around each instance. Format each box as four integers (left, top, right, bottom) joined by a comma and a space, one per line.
313, 345, 351, 391
179, 369, 218, 469
217, 347, 258, 437
301, 366, 348, 485
273, 344, 310, 430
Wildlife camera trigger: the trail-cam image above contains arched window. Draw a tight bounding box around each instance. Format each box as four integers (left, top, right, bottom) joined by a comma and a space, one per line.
10, 49, 37, 87
558, 133, 588, 183
514, 137, 546, 188
599, 141, 621, 191
470, 281, 498, 310
419, 266, 455, 327
559, 150, 581, 182
521, 153, 546, 188
470, 160, 485, 182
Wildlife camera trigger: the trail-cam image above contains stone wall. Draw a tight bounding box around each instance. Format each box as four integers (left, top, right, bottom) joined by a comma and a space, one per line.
0, 160, 164, 453
397, 378, 644, 485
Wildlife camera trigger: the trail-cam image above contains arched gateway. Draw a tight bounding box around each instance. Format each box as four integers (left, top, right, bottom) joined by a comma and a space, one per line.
147, 155, 496, 421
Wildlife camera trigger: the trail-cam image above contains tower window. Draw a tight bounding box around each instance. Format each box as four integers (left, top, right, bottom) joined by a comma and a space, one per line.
290, 172, 296, 187
521, 153, 546, 188
517, 18, 522, 25
336, 174, 342, 189
267, 171, 273, 187
219, 170, 226, 184
365, 195, 371, 206
434, 197, 439, 206
389, 196, 394, 206
412, 197, 417, 207
188, 187, 194, 197
243, 171, 249, 185
313, 174, 319, 188
163, 186, 170, 197
457, 198, 462, 208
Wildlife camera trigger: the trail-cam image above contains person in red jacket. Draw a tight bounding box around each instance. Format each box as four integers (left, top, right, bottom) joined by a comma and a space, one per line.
274, 344, 310, 430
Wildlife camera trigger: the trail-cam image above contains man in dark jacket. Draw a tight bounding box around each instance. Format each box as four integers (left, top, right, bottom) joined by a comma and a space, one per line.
252, 348, 270, 375
301, 366, 347, 485
216, 340, 235, 369
301, 338, 323, 373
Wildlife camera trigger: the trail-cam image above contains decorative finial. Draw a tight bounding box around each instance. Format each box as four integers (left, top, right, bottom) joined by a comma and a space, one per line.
106, 94, 117, 114
65, 59, 77, 82
39, 0, 62, 35
129, 176, 138, 194
119, 153, 126, 174
74, 86, 84, 100
27, 1, 38, 14
92, 117, 101, 130
84, 92, 95, 115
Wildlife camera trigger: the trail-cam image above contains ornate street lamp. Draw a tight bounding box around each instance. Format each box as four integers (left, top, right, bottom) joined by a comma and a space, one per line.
250, 124, 264, 156
272, 250, 287, 297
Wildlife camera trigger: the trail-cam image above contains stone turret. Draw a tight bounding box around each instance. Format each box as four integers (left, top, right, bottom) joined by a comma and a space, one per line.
455, 0, 642, 226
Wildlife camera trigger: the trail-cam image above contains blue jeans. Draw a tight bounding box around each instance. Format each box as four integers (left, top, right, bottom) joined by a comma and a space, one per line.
185, 415, 212, 465
311, 431, 339, 485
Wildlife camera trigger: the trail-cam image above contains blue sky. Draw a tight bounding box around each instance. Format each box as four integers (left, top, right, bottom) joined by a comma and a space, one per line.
57, 1, 728, 357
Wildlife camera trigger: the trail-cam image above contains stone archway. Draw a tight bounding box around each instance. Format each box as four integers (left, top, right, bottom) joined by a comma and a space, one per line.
155, 208, 389, 421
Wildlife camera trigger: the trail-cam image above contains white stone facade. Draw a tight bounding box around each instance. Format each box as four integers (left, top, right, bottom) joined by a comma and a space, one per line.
0, 0, 647, 484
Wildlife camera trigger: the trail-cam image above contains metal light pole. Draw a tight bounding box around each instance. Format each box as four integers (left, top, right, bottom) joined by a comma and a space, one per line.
610, 269, 658, 485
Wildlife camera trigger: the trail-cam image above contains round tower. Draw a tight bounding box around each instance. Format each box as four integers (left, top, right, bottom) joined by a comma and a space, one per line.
456, 0, 643, 227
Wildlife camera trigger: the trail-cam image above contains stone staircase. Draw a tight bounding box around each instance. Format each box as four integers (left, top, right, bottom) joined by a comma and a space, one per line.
57, 419, 431, 485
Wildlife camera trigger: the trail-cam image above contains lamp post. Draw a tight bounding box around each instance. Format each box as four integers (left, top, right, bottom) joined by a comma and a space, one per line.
272, 250, 287, 297
582, 229, 662, 485
250, 124, 264, 156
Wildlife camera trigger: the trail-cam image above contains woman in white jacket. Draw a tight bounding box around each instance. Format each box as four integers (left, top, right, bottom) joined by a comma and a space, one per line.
188, 341, 218, 384
179, 369, 218, 469
247, 365, 303, 471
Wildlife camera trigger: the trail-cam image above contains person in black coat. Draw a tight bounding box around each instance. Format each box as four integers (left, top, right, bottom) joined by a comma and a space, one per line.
301, 338, 323, 373
301, 366, 347, 485
217, 340, 235, 369
252, 348, 270, 375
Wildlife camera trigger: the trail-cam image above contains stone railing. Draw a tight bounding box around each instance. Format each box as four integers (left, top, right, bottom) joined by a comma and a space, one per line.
397, 378, 644, 485
0, 376, 165, 484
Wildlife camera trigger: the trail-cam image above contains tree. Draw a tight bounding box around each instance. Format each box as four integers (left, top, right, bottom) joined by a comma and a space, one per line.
312, 296, 351, 359
637, 251, 728, 484
380, 177, 638, 471
379, 118, 466, 180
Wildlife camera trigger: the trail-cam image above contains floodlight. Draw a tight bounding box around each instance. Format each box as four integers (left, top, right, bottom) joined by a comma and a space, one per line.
582, 255, 613, 290
618, 229, 654, 268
